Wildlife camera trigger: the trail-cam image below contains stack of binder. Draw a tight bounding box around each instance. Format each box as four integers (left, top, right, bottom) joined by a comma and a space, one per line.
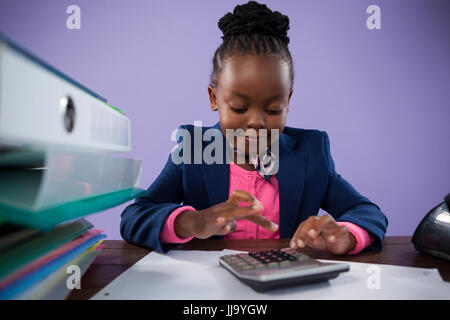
0, 33, 145, 299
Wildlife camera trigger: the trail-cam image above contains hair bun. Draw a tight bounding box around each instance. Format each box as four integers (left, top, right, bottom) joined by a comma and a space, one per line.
218, 1, 290, 45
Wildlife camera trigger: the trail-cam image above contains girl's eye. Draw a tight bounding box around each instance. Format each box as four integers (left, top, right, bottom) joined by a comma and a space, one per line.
266, 109, 283, 115
229, 106, 247, 114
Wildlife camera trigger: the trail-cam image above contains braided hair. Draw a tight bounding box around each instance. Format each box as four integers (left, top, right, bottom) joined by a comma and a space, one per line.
211, 1, 294, 87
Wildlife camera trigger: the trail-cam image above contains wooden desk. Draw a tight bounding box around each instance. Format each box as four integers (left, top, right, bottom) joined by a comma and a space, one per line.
67, 236, 450, 300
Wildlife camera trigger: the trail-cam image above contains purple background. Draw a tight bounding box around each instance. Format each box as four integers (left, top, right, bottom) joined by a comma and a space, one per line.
1, 0, 449, 239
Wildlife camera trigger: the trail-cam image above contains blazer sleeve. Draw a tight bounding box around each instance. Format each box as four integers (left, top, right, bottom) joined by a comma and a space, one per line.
120, 153, 187, 253
320, 131, 388, 251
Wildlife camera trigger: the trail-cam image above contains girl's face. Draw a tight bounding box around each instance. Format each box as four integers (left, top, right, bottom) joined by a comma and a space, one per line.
208, 53, 293, 156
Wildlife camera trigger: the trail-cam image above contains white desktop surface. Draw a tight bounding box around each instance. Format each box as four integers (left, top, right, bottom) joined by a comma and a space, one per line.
91, 249, 450, 300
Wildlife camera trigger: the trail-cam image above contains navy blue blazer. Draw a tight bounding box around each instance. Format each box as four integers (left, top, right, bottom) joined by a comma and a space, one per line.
120, 122, 388, 253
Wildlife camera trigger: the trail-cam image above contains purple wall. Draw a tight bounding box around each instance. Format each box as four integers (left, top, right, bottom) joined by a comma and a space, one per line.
1, 0, 449, 239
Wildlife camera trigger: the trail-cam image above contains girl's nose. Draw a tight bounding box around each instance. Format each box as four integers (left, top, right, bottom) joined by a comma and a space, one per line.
247, 110, 266, 129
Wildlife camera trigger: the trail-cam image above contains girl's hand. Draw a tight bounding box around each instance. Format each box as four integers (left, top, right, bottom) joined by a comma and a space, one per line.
174, 190, 278, 239
290, 215, 356, 255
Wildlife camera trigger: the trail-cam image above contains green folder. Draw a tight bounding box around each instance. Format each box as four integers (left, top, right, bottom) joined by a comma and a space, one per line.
0, 187, 146, 231
0, 218, 93, 279
0, 224, 42, 253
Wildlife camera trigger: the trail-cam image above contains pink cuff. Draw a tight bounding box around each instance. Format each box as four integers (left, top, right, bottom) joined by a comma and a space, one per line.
337, 221, 374, 255
160, 206, 196, 244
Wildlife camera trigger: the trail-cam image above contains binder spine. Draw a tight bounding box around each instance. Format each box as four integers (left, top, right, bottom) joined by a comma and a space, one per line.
0, 42, 131, 153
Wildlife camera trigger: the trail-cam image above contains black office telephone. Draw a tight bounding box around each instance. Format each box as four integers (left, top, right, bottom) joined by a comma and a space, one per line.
412, 193, 450, 261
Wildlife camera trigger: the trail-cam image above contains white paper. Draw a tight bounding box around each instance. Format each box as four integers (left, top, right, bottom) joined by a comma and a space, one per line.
91, 249, 450, 300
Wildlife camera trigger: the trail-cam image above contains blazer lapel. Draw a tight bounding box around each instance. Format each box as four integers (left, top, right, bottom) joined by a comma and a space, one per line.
200, 122, 230, 206
276, 132, 308, 238
201, 163, 230, 207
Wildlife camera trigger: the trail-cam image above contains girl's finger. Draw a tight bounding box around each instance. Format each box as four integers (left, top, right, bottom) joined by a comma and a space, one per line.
228, 220, 237, 233
297, 217, 319, 247
211, 216, 228, 233
290, 216, 317, 249
220, 205, 263, 220
228, 189, 263, 209
305, 233, 326, 250
326, 226, 354, 255
307, 214, 339, 239
326, 225, 348, 244
215, 222, 233, 235
215, 216, 226, 224
244, 214, 278, 232
220, 207, 277, 232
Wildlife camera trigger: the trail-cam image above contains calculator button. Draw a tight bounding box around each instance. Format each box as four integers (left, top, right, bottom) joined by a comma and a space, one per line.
226, 257, 240, 262
253, 264, 266, 270
295, 253, 309, 261
238, 265, 253, 271
280, 260, 291, 267
229, 262, 245, 269
242, 256, 258, 263
224, 256, 240, 262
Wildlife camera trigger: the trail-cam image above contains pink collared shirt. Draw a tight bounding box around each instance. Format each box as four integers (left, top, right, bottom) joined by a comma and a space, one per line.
160, 162, 374, 254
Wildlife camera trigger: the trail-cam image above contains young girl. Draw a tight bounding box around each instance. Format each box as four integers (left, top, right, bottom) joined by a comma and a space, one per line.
120, 1, 388, 255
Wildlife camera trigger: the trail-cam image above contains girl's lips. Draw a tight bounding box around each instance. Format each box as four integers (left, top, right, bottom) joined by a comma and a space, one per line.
233, 131, 270, 145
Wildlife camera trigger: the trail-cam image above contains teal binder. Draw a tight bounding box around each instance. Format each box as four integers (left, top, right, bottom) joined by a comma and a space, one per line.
0, 187, 146, 231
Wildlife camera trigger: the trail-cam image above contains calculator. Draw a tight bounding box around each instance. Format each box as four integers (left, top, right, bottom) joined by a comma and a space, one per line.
219, 248, 350, 292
